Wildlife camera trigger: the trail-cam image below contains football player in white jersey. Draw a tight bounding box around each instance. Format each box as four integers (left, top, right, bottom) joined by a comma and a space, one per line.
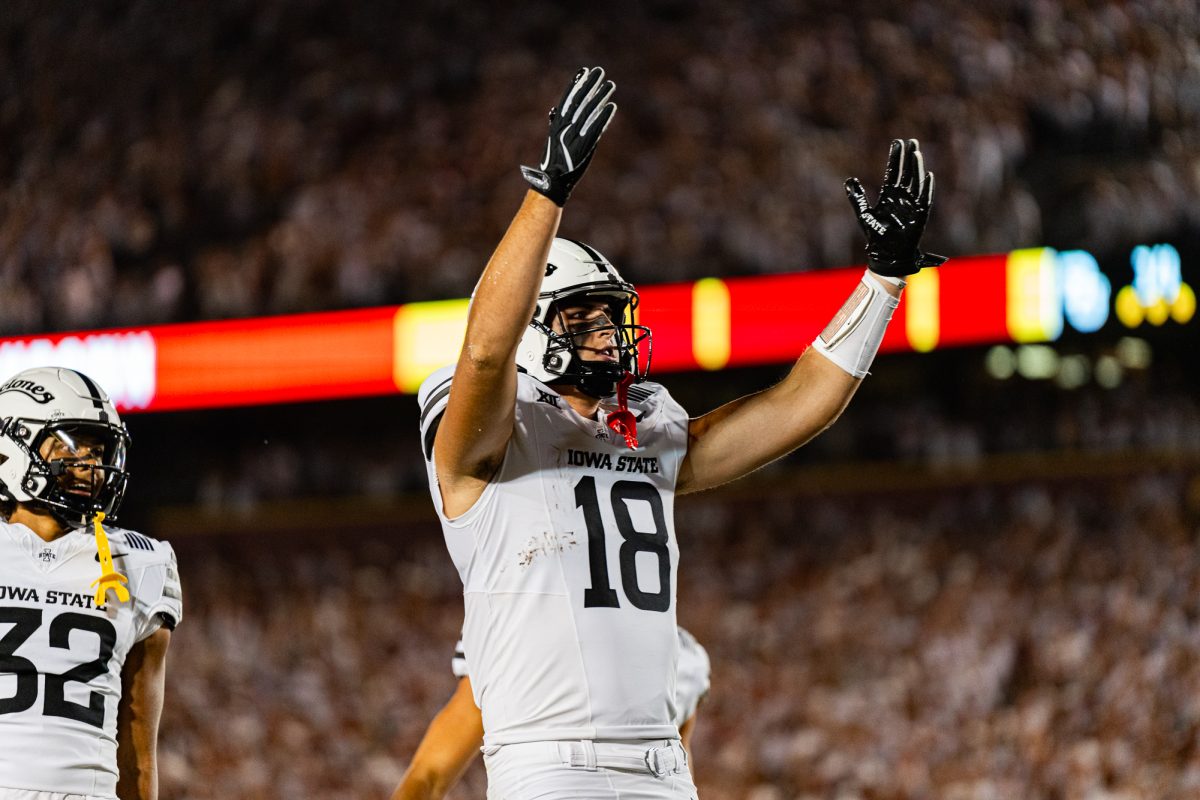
0, 367, 182, 800
391, 627, 711, 800
419, 67, 942, 799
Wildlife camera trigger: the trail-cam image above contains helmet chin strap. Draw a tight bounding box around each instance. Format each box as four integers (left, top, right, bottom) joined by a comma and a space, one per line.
90, 512, 129, 607
605, 371, 639, 449
561, 356, 626, 400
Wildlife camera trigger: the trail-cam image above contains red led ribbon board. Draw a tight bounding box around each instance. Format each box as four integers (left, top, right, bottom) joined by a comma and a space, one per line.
0, 249, 1170, 413
151, 308, 398, 411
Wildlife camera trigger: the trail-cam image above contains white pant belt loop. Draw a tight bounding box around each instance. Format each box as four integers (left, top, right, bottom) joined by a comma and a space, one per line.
556, 740, 599, 770
553, 740, 687, 778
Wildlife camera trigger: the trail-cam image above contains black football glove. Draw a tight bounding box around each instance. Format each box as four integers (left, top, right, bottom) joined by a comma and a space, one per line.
845, 138, 947, 277
520, 67, 616, 206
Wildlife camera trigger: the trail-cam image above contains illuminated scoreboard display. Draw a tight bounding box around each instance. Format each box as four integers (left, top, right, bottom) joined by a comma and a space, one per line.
0, 242, 1192, 413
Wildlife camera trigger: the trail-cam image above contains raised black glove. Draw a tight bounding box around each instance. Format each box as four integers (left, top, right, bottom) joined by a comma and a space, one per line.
520, 67, 616, 206
845, 138, 947, 277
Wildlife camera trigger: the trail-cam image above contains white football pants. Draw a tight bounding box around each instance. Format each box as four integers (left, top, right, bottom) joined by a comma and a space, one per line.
484, 739, 699, 800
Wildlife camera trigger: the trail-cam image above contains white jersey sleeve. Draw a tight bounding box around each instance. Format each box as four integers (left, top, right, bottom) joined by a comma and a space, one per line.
673, 627, 711, 727
116, 529, 184, 643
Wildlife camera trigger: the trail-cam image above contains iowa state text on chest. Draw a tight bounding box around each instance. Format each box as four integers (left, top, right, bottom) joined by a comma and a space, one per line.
0, 584, 103, 609
566, 449, 660, 474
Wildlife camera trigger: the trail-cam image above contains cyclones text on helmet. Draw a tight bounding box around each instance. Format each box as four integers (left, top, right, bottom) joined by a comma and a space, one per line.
0, 367, 131, 528
514, 238, 652, 398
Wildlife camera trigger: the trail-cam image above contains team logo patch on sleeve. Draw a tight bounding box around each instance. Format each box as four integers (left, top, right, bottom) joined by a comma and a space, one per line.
536, 389, 561, 408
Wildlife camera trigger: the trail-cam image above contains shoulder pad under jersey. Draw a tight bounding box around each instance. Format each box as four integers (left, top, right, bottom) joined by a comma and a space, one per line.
107, 527, 183, 639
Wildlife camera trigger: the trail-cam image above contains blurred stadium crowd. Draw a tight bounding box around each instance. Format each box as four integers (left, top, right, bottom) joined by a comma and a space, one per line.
2, 0, 1199, 334
159, 471, 1200, 799
4, 2, 1199, 799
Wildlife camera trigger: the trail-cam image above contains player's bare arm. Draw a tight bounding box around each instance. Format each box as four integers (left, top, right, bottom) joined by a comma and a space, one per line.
679, 714, 698, 766
116, 626, 171, 800
434, 67, 616, 517
678, 139, 945, 494
392, 677, 486, 800
433, 192, 559, 514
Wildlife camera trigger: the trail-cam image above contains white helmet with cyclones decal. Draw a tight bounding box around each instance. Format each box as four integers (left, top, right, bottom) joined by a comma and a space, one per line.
0, 367, 131, 527
515, 238, 652, 398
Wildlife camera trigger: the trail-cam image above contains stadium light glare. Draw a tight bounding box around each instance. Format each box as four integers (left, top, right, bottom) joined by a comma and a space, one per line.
1058, 250, 1111, 333
1054, 355, 1090, 390
1094, 355, 1123, 389
984, 346, 1015, 380
1114, 337, 1152, 370
1116, 244, 1194, 328
1006, 248, 1064, 343
1016, 345, 1058, 380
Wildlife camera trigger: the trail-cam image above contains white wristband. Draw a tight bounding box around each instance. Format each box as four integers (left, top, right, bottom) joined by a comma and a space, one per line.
811, 269, 901, 378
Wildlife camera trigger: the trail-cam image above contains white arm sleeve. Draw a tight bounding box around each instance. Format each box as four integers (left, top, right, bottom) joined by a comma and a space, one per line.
810, 270, 902, 379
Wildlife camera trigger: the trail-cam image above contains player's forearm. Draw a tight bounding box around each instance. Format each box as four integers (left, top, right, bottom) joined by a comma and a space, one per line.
116, 760, 157, 800
392, 769, 448, 800
770, 347, 861, 435
393, 680, 484, 800
681, 351, 857, 492
116, 721, 160, 800
717, 275, 902, 457
117, 631, 169, 800
393, 749, 477, 800
460, 191, 561, 370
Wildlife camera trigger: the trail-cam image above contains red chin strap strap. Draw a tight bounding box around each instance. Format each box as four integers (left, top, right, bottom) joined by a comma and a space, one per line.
606, 371, 639, 449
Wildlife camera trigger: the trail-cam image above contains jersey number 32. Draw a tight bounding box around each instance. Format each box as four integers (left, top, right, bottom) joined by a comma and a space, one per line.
0, 607, 116, 729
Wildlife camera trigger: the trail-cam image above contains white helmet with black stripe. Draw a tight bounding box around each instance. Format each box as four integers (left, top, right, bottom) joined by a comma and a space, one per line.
0, 367, 131, 527
515, 238, 652, 398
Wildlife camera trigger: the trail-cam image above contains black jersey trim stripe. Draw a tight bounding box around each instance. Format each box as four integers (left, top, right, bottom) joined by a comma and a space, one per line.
125, 532, 155, 551
420, 382, 453, 427
423, 413, 444, 461
627, 385, 654, 402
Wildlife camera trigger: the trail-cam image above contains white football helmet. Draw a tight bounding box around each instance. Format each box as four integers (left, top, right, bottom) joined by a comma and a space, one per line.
0, 367, 131, 527
515, 238, 652, 397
